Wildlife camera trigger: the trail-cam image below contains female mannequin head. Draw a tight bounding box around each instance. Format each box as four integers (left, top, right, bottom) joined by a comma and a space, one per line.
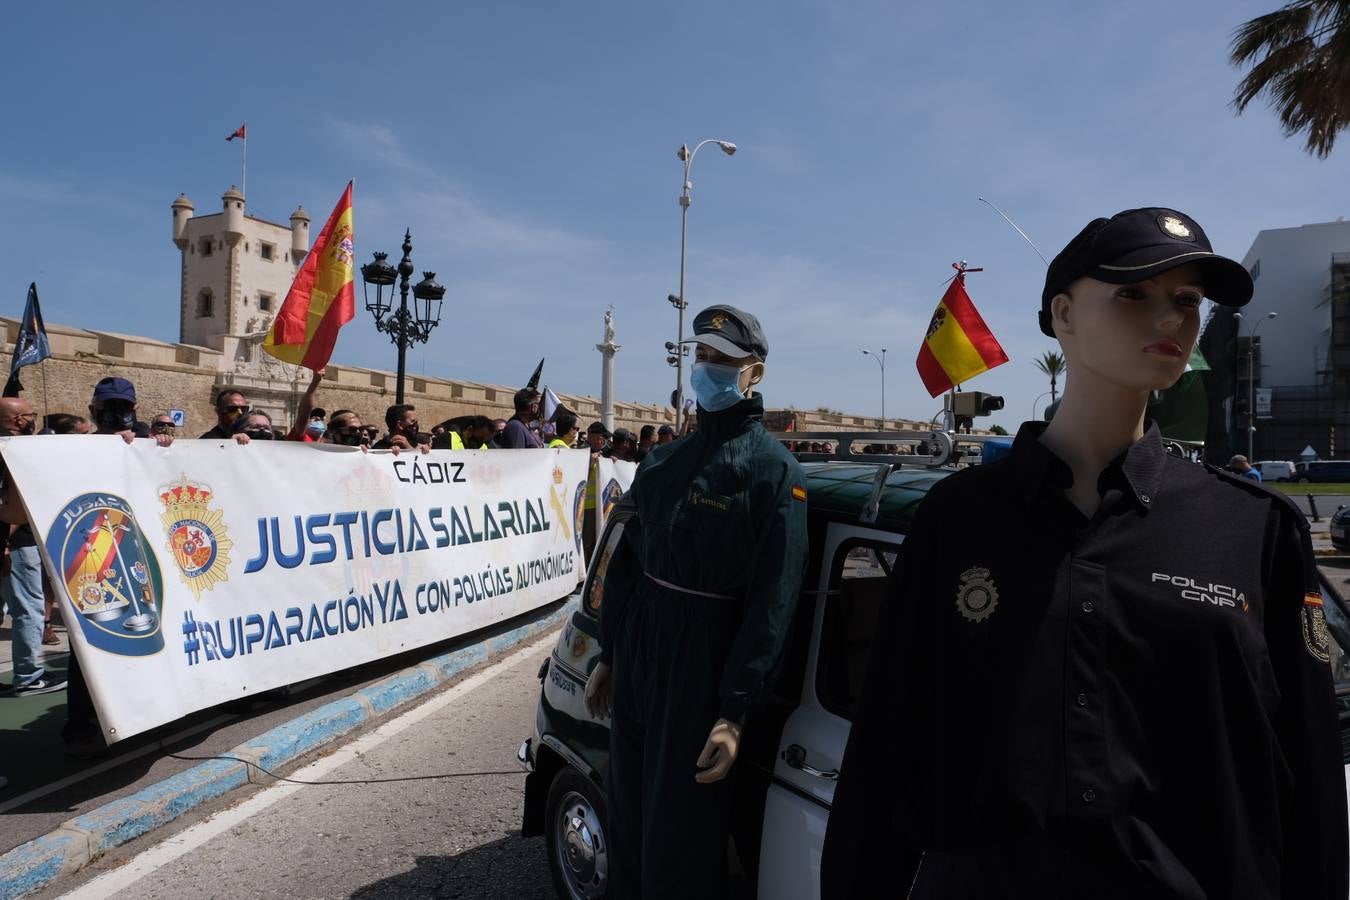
1040, 208, 1254, 414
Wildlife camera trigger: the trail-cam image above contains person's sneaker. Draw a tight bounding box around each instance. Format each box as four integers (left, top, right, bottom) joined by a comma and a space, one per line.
42, 625, 59, 645
2, 678, 67, 697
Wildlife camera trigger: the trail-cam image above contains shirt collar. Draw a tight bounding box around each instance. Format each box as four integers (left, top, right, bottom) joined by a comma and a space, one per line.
1008, 419, 1165, 511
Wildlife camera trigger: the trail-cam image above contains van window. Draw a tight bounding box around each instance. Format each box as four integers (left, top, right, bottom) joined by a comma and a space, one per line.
816, 542, 899, 720
585, 518, 628, 616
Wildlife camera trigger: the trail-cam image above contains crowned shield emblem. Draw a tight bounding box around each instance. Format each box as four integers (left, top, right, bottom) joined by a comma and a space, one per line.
956, 566, 999, 623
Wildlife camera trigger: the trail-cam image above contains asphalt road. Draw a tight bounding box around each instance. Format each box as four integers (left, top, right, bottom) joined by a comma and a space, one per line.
44, 636, 559, 900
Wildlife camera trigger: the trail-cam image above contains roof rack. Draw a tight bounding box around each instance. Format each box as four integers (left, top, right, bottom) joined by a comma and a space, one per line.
771, 430, 1007, 525
769, 430, 1005, 469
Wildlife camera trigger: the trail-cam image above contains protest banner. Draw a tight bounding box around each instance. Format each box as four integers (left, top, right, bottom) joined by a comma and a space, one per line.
1, 437, 589, 742
592, 456, 637, 548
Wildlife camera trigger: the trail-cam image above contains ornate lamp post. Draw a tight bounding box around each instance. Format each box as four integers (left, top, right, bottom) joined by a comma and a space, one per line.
360, 229, 445, 404
862, 348, 887, 424
672, 138, 737, 430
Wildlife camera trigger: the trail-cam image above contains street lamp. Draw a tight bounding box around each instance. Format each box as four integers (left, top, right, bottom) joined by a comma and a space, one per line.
861, 348, 887, 424
672, 138, 737, 430
1232, 311, 1277, 461
1031, 390, 1054, 422
360, 230, 445, 404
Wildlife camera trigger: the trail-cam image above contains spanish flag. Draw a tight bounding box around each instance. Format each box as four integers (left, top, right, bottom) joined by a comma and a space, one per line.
915, 274, 1008, 398
263, 181, 354, 370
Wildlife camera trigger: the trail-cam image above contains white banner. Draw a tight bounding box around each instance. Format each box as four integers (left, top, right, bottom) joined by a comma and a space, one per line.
1, 437, 590, 742
593, 456, 637, 547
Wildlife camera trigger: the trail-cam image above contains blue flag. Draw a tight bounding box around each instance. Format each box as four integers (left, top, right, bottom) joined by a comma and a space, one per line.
4, 283, 51, 397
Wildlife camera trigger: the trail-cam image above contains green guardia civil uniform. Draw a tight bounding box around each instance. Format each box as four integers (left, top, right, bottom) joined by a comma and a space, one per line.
599, 391, 809, 899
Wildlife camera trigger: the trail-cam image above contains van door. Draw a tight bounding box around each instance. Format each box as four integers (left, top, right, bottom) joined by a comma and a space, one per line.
756, 523, 900, 900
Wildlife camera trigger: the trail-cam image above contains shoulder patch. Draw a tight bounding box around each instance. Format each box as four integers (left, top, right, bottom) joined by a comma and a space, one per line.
791, 485, 807, 502
1302, 592, 1332, 664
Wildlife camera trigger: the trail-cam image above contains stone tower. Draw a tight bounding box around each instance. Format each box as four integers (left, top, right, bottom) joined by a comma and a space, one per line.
172, 187, 312, 349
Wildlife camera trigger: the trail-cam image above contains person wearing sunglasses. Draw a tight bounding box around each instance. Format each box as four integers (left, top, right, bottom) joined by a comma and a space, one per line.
325, 411, 370, 448
149, 415, 176, 437
199, 388, 252, 440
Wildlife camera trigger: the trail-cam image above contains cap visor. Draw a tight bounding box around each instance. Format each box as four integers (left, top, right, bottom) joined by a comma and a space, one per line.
681, 333, 755, 359
1091, 251, 1253, 306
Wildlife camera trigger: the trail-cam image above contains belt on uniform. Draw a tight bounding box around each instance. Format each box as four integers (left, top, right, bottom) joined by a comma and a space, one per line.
645, 572, 737, 601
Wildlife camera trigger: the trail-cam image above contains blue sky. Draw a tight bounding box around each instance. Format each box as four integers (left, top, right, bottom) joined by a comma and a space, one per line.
2, 0, 1347, 431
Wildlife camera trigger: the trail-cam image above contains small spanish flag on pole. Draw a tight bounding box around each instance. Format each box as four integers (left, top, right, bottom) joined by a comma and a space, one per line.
263, 181, 355, 370
915, 265, 1008, 397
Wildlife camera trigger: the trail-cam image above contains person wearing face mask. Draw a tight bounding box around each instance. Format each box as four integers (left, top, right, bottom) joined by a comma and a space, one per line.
373, 403, 425, 451
88, 377, 172, 447
325, 410, 369, 447
822, 209, 1348, 900
199, 389, 252, 440
584, 304, 808, 899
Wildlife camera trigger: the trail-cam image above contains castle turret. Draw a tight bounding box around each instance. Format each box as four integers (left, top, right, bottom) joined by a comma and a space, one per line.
289, 205, 310, 264
222, 185, 245, 247
171, 193, 195, 249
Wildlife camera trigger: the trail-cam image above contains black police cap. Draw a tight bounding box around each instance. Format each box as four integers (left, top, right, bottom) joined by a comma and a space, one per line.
681, 304, 769, 361
1039, 208, 1253, 337
587, 421, 611, 437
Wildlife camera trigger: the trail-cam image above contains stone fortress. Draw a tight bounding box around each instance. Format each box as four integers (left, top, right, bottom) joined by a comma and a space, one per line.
0, 185, 931, 438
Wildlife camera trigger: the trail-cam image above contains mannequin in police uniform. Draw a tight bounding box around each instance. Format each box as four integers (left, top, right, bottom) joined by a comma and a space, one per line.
584, 304, 808, 899
822, 209, 1348, 900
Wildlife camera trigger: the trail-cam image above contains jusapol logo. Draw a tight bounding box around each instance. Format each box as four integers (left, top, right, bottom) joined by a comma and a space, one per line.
1151, 573, 1248, 611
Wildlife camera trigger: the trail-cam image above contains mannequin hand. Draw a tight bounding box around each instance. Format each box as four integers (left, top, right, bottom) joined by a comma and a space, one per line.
584, 661, 612, 720
695, 718, 742, 784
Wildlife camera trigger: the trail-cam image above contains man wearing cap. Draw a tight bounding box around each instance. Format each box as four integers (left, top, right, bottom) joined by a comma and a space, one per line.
581, 421, 611, 562
823, 209, 1347, 899
608, 427, 637, 462
656, 424, 675, 445
584, 304, 808, 898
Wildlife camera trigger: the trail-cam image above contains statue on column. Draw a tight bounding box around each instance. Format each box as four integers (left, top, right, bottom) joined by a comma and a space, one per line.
603, 307, 616, 346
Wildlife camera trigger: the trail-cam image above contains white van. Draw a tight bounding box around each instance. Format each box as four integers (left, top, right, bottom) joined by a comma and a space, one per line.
1255, 460, 1297, 482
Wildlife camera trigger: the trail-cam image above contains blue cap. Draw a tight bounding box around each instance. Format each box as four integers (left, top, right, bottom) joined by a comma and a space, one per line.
92, 376, 137, 404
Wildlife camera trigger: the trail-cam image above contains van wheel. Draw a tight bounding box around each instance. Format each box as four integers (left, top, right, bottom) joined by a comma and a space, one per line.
545, 767, 610, 900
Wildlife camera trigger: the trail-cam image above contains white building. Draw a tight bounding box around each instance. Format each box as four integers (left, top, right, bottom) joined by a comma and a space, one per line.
1240, 220, 1350, 389
1199, 219, 1350, 461
172, 187, 310, 349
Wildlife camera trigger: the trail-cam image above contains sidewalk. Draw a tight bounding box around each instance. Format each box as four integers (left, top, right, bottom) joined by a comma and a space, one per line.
0, 619, 74, 804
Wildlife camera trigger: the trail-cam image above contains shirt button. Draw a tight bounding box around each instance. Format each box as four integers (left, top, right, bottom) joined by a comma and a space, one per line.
1076, 692, 1089, 707
1081, 600, 1095, 613
1081, 788, 1096, 804
1140, 493, 1151, 505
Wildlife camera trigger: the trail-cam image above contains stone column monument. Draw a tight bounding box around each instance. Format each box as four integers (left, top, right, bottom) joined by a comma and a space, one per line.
597, 308, 620, 431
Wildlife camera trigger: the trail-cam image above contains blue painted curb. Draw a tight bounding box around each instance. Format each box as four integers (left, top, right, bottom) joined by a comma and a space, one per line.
0, 599, 575, 900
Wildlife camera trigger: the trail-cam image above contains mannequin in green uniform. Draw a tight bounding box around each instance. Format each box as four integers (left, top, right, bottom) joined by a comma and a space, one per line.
584, 304, 809, 899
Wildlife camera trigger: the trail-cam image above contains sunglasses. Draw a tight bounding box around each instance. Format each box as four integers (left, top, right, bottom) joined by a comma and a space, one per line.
150, 421, 176, 431
225, 404, 251, 414
244, 429, 275, 440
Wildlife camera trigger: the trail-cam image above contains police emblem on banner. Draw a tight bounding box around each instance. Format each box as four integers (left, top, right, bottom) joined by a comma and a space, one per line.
45, 492, 166, 657
601, 479, 623, 520
956, 566, 999, 623
572, 480, 587, 559
158, 477, 233, 600
1302, 591, 1331, 664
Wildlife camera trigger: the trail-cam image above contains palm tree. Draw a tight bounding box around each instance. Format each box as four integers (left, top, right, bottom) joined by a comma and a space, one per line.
1230, 0, 1350, 157
1033, 351, 1066, 404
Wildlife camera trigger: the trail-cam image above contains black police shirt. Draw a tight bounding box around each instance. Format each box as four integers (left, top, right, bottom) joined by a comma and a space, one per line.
823, 420, 1347, 900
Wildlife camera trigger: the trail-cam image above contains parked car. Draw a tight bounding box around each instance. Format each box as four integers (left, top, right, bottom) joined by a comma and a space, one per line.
1295, 460, 1350, 483
1332, 505, 1350, 552
519, 436, 1350, 900
1254, 460, 1297, 482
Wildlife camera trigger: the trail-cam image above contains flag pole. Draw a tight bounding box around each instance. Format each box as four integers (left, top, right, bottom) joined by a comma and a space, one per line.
241, 123, 247, 202
40, 358, 48, 427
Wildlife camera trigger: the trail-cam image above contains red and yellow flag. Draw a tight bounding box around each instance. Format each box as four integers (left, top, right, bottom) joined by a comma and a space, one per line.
915, 274, 1008, 397
263, 181, 354, 370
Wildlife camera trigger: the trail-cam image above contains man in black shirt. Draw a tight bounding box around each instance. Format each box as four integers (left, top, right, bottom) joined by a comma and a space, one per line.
199, 388, 250, 440
823, 208, 1348, 899
497, 389, 543, 449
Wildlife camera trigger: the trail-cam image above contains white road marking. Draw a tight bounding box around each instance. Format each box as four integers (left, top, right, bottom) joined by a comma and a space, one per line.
57, 632, 554, 900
